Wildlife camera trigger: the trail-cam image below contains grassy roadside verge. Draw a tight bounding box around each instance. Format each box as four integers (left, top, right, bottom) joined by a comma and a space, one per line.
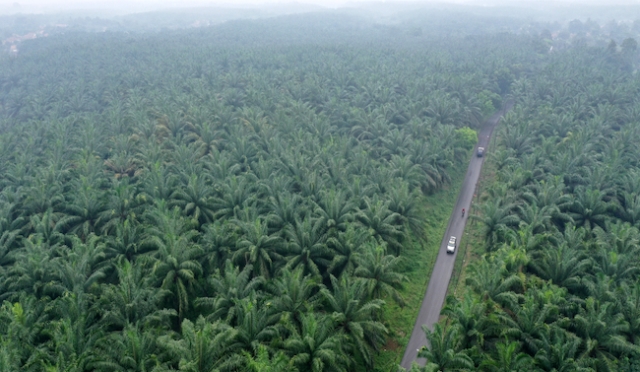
448, 205, 484, 299
447, 121, 501, 300
371, 163, 468, 372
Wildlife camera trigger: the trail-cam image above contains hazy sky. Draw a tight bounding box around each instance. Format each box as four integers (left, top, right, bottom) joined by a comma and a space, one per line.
2, 0, 639, 14
5, 0, 640, 7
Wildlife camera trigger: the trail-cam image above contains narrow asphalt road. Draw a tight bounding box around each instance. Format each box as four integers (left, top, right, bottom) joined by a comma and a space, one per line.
400, 103, 512, 370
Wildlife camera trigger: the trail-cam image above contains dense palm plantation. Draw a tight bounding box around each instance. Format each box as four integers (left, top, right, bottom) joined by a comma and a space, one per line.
414, 32, 640, 371
0, 7, 637, 372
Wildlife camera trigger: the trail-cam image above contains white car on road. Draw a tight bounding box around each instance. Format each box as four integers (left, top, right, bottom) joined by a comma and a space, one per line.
447, 236, 456, 254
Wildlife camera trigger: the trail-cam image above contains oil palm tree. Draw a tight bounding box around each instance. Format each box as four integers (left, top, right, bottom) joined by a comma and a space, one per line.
24, 209, 66, 248
155, 109, 188, 141
465, 257, 522, 310
528, 243, 591, 294
99, 178, 145, 235
45, 292, 104, 372
533, 326, 589, 372
155, 316, 240, 372
59, 176, 107, 240
475, 198, 520, 250
526, 177, 573, 227
48, 235, 108, 298
0, 193, 24, 243
284, 314, 348, 372
93, 323, 162, 372
104, 150, 141, 181
500, 296, 558, 355
619, 191, 640, 227
354, 247, 407, 306
233, 299, 280, 353
103, 218, 147, 264
212, 176, 257, 221
615, 281, 640, 345
196, 260, 264, 324
268, 267, 322, 329
265, 192, 302, 234
418, 323, 474, 371
0, 237, 15, 287
0, 337, 23, 372
99, 259, 167, 329
387, 154, 425, 192
517, 203, 555, 236
327, 226, 371, 278
572, 297, 638, 367
200, 222, 234, 275
170, 174, 216, 226
425, 93, 460, 126
242, 344, 296, 372
480, 341, 534, 372
550, 151, 590, 192
313, 190, 356, 238
168, 144, 207, 184
500, 124, 534, 157
184, 120, 222, 156
141, 163, 177, 203
593, 221, 640, 256
0, 293, 48, 369
232, 219, 283, 279
284, 218, 331, 278
569, 187, 612, 231
4, 236, 58, 300
145, 208, 203, 322
386, 184, 424, 239
355, 198, 405, 255
441, 294, 491, 350
20, 173, 65, 217
593, 249, 639, 286
320, 275, 387, 368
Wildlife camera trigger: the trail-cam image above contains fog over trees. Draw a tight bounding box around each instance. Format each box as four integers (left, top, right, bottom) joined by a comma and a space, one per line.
0, 1, 639, 371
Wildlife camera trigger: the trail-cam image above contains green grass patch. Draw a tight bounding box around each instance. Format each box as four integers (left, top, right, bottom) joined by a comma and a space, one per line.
448, 211, 484, 299
370, 164, 468, 372
448, 123, 501, 299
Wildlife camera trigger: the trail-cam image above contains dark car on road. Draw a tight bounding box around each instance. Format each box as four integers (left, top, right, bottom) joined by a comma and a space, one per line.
477, 147, 485, 157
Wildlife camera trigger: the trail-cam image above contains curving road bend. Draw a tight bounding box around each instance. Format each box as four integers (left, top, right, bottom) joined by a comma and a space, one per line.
400, 103, 513, 370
